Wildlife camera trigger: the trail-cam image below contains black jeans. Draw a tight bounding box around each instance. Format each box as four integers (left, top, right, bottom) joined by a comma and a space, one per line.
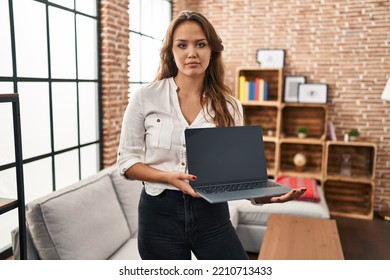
138, 188, 249, 260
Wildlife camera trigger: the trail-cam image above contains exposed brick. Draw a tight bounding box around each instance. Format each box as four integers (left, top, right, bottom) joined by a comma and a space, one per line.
100, 0, 129, 168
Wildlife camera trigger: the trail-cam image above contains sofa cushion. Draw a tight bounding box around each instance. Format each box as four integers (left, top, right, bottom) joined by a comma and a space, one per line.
26, 171, 130, 260
109, 166, 143, 237
109, 238, 141, 260
228, 186, 329, 227
228, 203, 239, 229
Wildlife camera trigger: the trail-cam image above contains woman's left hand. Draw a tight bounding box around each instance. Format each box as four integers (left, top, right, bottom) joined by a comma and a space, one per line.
252, 188, 306, 204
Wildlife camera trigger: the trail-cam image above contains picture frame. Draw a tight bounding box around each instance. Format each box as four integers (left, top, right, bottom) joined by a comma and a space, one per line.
284, 76, 306, 103
298, 83, 328, 104
256, 49, 285, 68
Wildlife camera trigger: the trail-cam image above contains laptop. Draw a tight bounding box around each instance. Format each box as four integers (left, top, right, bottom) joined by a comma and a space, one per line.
185, 125, 291, 203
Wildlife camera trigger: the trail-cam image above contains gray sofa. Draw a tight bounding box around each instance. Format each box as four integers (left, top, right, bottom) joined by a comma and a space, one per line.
13, 165, 142, 260
12, 166, 329, 259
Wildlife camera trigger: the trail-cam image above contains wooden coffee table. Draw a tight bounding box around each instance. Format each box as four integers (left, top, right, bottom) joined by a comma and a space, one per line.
258, 214, 344, 260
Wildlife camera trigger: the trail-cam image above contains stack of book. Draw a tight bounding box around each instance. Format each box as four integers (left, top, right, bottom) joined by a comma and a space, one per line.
238, 76, 269, 102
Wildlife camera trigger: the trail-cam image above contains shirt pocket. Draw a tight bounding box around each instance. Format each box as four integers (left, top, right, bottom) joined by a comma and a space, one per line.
145, 116, 174, 150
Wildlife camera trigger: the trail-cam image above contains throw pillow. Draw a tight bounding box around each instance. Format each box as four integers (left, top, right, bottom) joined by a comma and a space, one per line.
275, 175, 321, 202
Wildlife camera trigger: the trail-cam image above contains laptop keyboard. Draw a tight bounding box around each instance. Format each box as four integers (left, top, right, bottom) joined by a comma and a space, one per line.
199, 181, 279, 194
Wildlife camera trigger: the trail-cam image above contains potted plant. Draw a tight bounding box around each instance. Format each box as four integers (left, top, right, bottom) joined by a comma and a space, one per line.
348, 129, 360, 141
297, 127, 309, 138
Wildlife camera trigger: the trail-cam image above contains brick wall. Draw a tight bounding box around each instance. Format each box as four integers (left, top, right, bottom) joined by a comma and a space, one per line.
172, 0, 390, 211
100, 0, 130, 167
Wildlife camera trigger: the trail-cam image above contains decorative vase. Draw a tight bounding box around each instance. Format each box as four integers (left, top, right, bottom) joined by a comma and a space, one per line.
349, 136, 358, 141
293, 153, 307, 172
340, 153, 351, 176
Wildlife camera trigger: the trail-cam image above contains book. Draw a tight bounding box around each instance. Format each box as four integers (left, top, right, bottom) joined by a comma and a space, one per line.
248, 81, 256, 100
254, 78, 260, 100
244, 80, 249, 102
256, 78, 264, 101
239, 76, 245, 101
263, 81, 269, 101
327, 121, 337, 140
252, 78, 270, 101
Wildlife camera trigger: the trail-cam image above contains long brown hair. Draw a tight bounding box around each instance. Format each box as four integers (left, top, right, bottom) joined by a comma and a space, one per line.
156, 10, 240, 127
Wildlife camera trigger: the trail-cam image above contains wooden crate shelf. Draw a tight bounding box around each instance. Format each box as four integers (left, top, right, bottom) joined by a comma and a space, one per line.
324, 180, 373, 219
325, 142, 377, 180
279, 142, 324, 176
236, 68, 283, 103
243, 105, 279, 137
235, 66, 377, 220
278, 170, 323, 181
281, 104, 327, 139
264, 141, 277, 176
323, 141, 377, 220
241, 100, 279, 107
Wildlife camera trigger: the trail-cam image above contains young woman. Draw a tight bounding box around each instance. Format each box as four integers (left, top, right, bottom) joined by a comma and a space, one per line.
117, 10, 305, 260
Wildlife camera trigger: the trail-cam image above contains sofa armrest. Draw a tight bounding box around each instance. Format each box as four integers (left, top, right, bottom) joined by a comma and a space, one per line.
11, 227, 40, 260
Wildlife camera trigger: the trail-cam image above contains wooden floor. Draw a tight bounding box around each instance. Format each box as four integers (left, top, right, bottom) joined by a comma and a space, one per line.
249, 212, 390, 260
333, 213, 390, 260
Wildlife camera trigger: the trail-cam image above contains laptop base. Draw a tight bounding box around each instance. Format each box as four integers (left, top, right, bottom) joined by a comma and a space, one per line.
195, 184, 291, 204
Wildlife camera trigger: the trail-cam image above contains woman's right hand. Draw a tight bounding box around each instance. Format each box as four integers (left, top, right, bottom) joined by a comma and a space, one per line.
166, 172, 202, 198
125, 163, 202, 198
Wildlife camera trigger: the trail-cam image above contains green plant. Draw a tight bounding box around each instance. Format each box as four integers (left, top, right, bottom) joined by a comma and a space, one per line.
297, 127, 309, 134
348, 129, 360, 137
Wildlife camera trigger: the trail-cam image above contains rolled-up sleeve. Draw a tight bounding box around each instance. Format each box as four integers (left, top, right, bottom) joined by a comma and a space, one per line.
117, 88, 145, 178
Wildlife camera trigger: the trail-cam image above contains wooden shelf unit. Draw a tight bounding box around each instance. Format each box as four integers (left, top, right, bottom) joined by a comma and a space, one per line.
235, 67, 327, 183
236, 67, 283, 103
264, 139, 278, 177
324, 180, 374, 219
323, 141, 377, 219
281, 104, 328, 140
0, 94, 27, 259
235, 67, 377, 219
279, 141, 325, 182
243, 105, 280, 138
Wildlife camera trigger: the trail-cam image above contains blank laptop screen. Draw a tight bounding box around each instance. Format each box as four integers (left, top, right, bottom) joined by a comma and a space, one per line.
185, 126, 268, 187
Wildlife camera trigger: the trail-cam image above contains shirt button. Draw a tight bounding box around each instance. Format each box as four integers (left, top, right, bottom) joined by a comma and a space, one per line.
181, 162, 185, 166
182, 144, 186, 148
157, 119, 161, 122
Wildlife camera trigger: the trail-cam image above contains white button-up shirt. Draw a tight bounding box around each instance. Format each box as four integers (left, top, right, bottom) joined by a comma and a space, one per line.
117, 77, 243, 195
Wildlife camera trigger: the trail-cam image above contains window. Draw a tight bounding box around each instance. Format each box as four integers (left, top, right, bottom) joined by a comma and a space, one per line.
0, 0, 100, 254
129, 0, 172, 96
